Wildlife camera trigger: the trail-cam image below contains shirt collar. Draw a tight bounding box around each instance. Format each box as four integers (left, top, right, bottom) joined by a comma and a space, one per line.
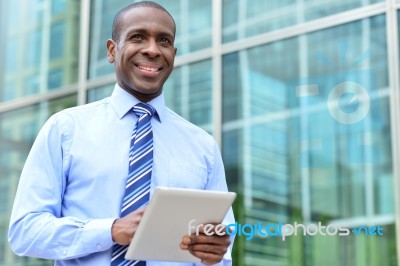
110, 83, 167, 122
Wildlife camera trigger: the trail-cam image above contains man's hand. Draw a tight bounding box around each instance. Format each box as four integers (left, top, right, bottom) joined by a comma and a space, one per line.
111, 207, 146, 245
180, 224, 231, 265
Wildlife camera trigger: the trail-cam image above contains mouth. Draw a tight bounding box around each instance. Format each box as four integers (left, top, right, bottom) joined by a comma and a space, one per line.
136, 64, 163, 77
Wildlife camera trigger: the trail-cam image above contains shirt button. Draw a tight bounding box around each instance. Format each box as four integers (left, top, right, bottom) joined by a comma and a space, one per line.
97, 244, 102, 250
63, 250, 67, 255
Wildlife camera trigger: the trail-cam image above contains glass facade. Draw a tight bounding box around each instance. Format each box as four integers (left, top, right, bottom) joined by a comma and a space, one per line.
222, 14, 394, 265
163, 60, 214, 131
222, 0, 383, 43
0, 1, 399, 266
0, 0, 80, 103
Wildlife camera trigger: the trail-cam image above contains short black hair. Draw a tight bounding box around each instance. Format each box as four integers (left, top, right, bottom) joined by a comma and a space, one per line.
112, 1, 176, 42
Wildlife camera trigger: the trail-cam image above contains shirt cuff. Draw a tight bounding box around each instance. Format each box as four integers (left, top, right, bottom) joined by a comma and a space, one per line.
83, 218, 116, 253
220, 248, 232, 265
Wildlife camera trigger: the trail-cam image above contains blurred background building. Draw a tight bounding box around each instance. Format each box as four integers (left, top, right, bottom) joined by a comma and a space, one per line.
0, 0, 399, 265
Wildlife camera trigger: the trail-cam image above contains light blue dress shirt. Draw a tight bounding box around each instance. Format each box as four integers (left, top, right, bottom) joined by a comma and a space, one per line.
8, 84, 235, 266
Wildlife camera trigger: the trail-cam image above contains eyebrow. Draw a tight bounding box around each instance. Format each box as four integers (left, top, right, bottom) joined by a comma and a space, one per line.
125, 28, 175, 39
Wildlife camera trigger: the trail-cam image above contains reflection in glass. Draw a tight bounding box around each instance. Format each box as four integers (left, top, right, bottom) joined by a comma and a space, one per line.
164, 60, 213, 130
171, 0, 212, 55
5, 38, 18, 74
25, 30, 42, 68
0, 95, 76, 266
24, 74, 40, 96
50, 22, 66, 60
48, 69, 63, 90
51, 0, 67, 15
0, 0, 80, 102
222, 0, 382, 43
2, 82, 16, 102
222, 15, 395, 265
87, 84, 114, 103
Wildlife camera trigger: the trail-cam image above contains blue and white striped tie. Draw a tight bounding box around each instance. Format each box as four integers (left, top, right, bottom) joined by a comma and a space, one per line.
111, 102, 155, 266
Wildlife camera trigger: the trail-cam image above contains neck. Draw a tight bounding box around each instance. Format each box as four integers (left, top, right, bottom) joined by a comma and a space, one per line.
130, 89, 162, 102
119, 83, 162, 102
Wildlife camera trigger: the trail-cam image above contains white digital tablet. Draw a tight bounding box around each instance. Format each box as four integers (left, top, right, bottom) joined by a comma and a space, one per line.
125, 187, 236, 263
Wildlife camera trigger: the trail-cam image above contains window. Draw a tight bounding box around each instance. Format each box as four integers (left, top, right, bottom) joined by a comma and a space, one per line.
222, 15, 394, 265
24, 74, 40, 96
48, 69, 63, 90
25, 30, 42, 68
51, 0, 66, 15
222, 0, 383, 43
50, 22, 66, 60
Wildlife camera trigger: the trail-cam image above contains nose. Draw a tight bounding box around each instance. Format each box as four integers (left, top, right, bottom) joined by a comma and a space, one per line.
141, 39, 161, 58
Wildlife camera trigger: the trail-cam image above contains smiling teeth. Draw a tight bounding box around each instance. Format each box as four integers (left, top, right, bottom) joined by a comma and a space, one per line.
138, 66, 158, 72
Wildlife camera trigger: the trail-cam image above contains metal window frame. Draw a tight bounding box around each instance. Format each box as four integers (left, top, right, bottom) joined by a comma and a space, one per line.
212, 0, 222, 146
77, 0, 91, 106
387, 0, 400, 265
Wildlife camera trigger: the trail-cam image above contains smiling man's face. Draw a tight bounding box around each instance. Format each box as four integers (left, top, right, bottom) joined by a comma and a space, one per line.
107, 7, 177, 102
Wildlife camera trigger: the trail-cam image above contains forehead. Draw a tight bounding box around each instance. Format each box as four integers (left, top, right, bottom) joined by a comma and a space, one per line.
120, 7, 175, 36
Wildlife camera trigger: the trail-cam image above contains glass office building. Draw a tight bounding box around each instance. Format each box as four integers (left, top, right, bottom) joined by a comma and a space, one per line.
0, 0, 399, 265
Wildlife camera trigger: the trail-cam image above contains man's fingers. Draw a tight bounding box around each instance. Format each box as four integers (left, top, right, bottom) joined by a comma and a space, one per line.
189, 250, 222, 265
182, 223, 230, 264
125, 206, 146, 222
189, 234, 231, 246
179, 242, 189, 250
188, 243, 228, 255
181, 235, 191, 245
133, 206, 146, 216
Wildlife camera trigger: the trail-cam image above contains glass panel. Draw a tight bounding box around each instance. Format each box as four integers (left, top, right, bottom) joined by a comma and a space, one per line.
222, 15, 395, 265
173, 0, 212, 54
0, 180, 8, 214
26, 0, 45, 24
25, 30, 42, 68
0, 95, 77, 266
24, 74, 40, 96
164, 59, 213, 131
51, 0, 67, 15
155, 0, 212, 55
50, 22, 66, 60
4, 38, 18, 74
87, 84, 114, 103
48, 68, 63, 90
222, 0, 383, 43
89, 0, 212, 78
0, 226, 4, 262
2, 82, 16, 103
0, 0, 80, 102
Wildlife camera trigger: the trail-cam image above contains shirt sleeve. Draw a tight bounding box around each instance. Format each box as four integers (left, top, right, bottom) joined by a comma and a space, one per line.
200, 141, 235, 266
8, 114, 116, 260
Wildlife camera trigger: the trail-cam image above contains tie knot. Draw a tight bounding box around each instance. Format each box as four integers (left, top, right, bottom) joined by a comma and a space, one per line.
132, 103, 155, 118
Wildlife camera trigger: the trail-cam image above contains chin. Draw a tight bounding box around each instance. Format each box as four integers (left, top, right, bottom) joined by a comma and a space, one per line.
131, 85, 162, 98
136, 88, 161, 95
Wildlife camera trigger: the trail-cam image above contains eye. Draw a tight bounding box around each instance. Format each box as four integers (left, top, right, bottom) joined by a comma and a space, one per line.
160, 37, 172, 45
130, 34, 143, 41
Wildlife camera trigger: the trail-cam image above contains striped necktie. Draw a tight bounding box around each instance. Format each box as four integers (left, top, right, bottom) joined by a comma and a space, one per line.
111, 102, 155, 266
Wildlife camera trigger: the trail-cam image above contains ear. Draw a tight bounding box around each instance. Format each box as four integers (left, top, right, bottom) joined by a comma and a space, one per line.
174, 47, 177, 56
107, 39, 116, 63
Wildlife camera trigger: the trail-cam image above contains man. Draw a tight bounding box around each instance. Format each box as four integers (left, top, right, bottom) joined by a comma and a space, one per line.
8, 1, 235, 266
